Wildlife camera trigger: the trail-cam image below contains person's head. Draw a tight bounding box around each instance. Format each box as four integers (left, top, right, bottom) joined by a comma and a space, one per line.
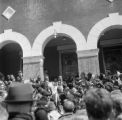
35, 108, 48, 120
63, 99, 75, 113
36, 75, 41, 83
58, 76, 62, 82
16, 76, 21, 82
58, 80, 62, 86
5, 83, 34, 113
87, 72, 92, 81
84, 88, 113, 120
0, 104, 8, 120
104, 82, 113, 92
0, 72, 5, 81
18, 71, 23, 78
99, 73, 104, 80
41, 82, 48, 89
47, 101, 56, 112
10, 75, 15, 82
60, 93, 66, 105
111, 90, 122, 118
57, 86, 63, 93
7, 75, 11, 81
80, 72, 86, 79
68, 83, 73, 89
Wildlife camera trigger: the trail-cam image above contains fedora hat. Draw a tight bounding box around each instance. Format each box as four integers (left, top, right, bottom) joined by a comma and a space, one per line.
5, 83, 34, 103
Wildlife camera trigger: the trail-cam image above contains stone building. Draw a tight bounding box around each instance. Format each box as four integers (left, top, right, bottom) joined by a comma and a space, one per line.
0, 0, 122, 80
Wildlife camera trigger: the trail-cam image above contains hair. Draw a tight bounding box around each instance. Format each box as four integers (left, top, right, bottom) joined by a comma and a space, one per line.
84, 88, 112, 120
63, 99, 75, 113
99, 73, 104, 80
111, 90, 122, 117
0, 72, 5, 80
34, 108, 48, 120
0, 104, 8, 120
59, 93, 66, 105
68, 83, 73, 89
87, 72, 92, 81
80, 72, 86, 79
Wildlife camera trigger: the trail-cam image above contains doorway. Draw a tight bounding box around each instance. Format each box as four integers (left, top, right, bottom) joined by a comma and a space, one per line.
43, 35, 78, 81
0, 42, 23, 77
98, 28, 122, 75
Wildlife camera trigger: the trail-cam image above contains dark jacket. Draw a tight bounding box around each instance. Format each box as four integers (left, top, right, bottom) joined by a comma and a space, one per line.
8, 113, 33, 120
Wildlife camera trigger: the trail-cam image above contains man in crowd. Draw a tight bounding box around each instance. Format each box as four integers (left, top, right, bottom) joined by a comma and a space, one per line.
58, 99, 75, 120
4, 83, 34, 120
84, 88, 113, 120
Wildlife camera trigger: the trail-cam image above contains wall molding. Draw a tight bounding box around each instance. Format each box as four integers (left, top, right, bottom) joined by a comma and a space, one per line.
77, 49, 99, 58
23, 56, 44, 64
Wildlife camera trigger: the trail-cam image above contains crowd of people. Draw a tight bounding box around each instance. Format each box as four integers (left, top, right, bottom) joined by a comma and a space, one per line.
0, 71, 122, 120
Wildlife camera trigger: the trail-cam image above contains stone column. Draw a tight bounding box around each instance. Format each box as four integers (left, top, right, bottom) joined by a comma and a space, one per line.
59, 51, 62, 76
77, 49, 100, 75
23, 56, 44, 81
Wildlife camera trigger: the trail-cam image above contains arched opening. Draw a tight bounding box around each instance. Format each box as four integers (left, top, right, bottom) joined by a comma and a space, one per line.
98, 27, 122, 75
0, 42, 23, 77
43, 34, 78, 81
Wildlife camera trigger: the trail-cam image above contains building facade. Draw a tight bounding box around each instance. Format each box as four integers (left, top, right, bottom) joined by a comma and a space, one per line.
0, 0, 122, 80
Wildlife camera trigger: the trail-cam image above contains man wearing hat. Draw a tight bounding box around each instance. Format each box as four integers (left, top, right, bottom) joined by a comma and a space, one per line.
4, 83, 34, 120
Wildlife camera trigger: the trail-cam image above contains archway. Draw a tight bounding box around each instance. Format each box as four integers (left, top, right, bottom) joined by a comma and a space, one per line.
0, 29, 32, 79
87, 13, 122, 75
87, 13, 122, 50
32, 23, 86, 80
0, 42, 23, 77
43, 34, 78, 81
98, 27, 122, 75
32, 23, 87, 57
0, 29, 31, 57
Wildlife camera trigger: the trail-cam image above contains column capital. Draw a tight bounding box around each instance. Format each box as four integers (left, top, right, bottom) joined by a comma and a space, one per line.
23, 56, 44, 64
77, 49, 99, 58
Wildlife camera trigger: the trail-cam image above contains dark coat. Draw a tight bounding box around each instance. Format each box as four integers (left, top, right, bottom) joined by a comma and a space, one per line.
8, 113, 33, 120
34, 108, 48, 120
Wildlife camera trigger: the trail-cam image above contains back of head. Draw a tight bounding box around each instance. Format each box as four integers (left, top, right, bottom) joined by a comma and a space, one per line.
87, 72, 92, 81
60, 93, 66, 105
68, 83, 73, 89
63, 99, 75, 113
47, 101, 56, 111
57, 86, 63, 93
35, 108, 48, 120
80, 72, 86, 79
84, 88, 112, 120
111, 90, 122, 117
